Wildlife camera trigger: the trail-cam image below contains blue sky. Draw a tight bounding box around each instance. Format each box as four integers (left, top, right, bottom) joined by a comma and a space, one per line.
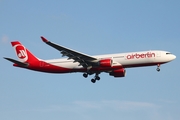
0, 0, 180, 120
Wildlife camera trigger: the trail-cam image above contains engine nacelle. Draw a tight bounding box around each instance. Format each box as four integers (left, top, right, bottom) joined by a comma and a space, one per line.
99, 59, 112, 67
109, 68, 126, 77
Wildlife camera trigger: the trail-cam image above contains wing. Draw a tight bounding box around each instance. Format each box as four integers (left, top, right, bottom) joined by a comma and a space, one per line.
41, 36, 97, 68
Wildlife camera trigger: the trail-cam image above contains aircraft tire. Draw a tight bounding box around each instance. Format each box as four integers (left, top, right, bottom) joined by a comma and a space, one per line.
91, 79, 96, 83
156, 68, 160, 72
83, 73, 88, 78
96, 76, 100, 80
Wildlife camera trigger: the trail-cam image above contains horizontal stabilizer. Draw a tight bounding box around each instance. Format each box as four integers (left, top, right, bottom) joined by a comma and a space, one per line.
4, 57, 29, 67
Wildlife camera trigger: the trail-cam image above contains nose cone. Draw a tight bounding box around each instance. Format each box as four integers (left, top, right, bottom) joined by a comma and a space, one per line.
165, 54, 176, 62
172, 54, 176, 60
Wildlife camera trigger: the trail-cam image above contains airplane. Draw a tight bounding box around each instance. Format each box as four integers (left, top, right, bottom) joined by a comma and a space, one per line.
4, 36, 176, 83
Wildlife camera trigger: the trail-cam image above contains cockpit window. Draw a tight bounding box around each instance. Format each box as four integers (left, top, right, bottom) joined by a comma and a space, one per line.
166, 53, 172, 55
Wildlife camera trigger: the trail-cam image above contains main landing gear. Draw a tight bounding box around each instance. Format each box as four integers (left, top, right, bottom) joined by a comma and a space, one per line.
83, 73, 88, 78
91, 74, 100, 83
83, 73, 100, 83
156, 64, 160, 72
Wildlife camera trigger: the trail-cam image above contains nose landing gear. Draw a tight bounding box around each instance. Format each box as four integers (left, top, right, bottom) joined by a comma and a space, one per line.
156, 64, 160, 72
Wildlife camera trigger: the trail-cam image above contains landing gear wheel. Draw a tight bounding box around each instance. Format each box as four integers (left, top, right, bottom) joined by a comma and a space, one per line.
91, 79, 96, 83
156, 68, 160, 72
83, 73, 88, 78
96, 76, 100, 80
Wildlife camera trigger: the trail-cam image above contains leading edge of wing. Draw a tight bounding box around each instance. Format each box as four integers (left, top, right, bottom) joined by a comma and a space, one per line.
41, 36, 97, 66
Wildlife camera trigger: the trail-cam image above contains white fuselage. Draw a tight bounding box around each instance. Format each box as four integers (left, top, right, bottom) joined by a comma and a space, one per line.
44, 50, 176, 70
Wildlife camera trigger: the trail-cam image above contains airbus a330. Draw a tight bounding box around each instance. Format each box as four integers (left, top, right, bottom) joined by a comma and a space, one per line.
4, 36, 176, 83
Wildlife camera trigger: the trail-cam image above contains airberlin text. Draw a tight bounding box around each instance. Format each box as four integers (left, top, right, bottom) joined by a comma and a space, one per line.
127, 52, 155, 59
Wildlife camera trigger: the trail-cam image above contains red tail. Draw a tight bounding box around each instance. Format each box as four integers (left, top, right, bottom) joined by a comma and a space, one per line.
11, 41, 39, 63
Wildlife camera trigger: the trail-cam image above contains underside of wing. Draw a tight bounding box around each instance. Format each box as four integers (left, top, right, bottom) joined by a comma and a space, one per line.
41, 36, 98, 68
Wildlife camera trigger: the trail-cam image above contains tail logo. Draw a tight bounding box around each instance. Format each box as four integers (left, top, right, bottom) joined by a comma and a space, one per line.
14, 44, 28, 62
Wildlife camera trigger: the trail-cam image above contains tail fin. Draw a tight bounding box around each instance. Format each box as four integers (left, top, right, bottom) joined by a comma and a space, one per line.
11, 41, 39, 63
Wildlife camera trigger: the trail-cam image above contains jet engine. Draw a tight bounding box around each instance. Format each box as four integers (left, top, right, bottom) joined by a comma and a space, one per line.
109, 68, 126, 77
99, 59, 112, 67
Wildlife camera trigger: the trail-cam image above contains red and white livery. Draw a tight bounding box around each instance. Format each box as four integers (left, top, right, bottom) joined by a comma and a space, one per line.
4, 36, 176, 83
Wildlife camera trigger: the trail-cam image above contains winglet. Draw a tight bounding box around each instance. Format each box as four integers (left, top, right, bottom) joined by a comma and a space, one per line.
41, 36, 49, 42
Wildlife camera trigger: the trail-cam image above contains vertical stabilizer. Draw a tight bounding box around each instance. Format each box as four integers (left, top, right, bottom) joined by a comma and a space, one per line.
11, 41, 39, 63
